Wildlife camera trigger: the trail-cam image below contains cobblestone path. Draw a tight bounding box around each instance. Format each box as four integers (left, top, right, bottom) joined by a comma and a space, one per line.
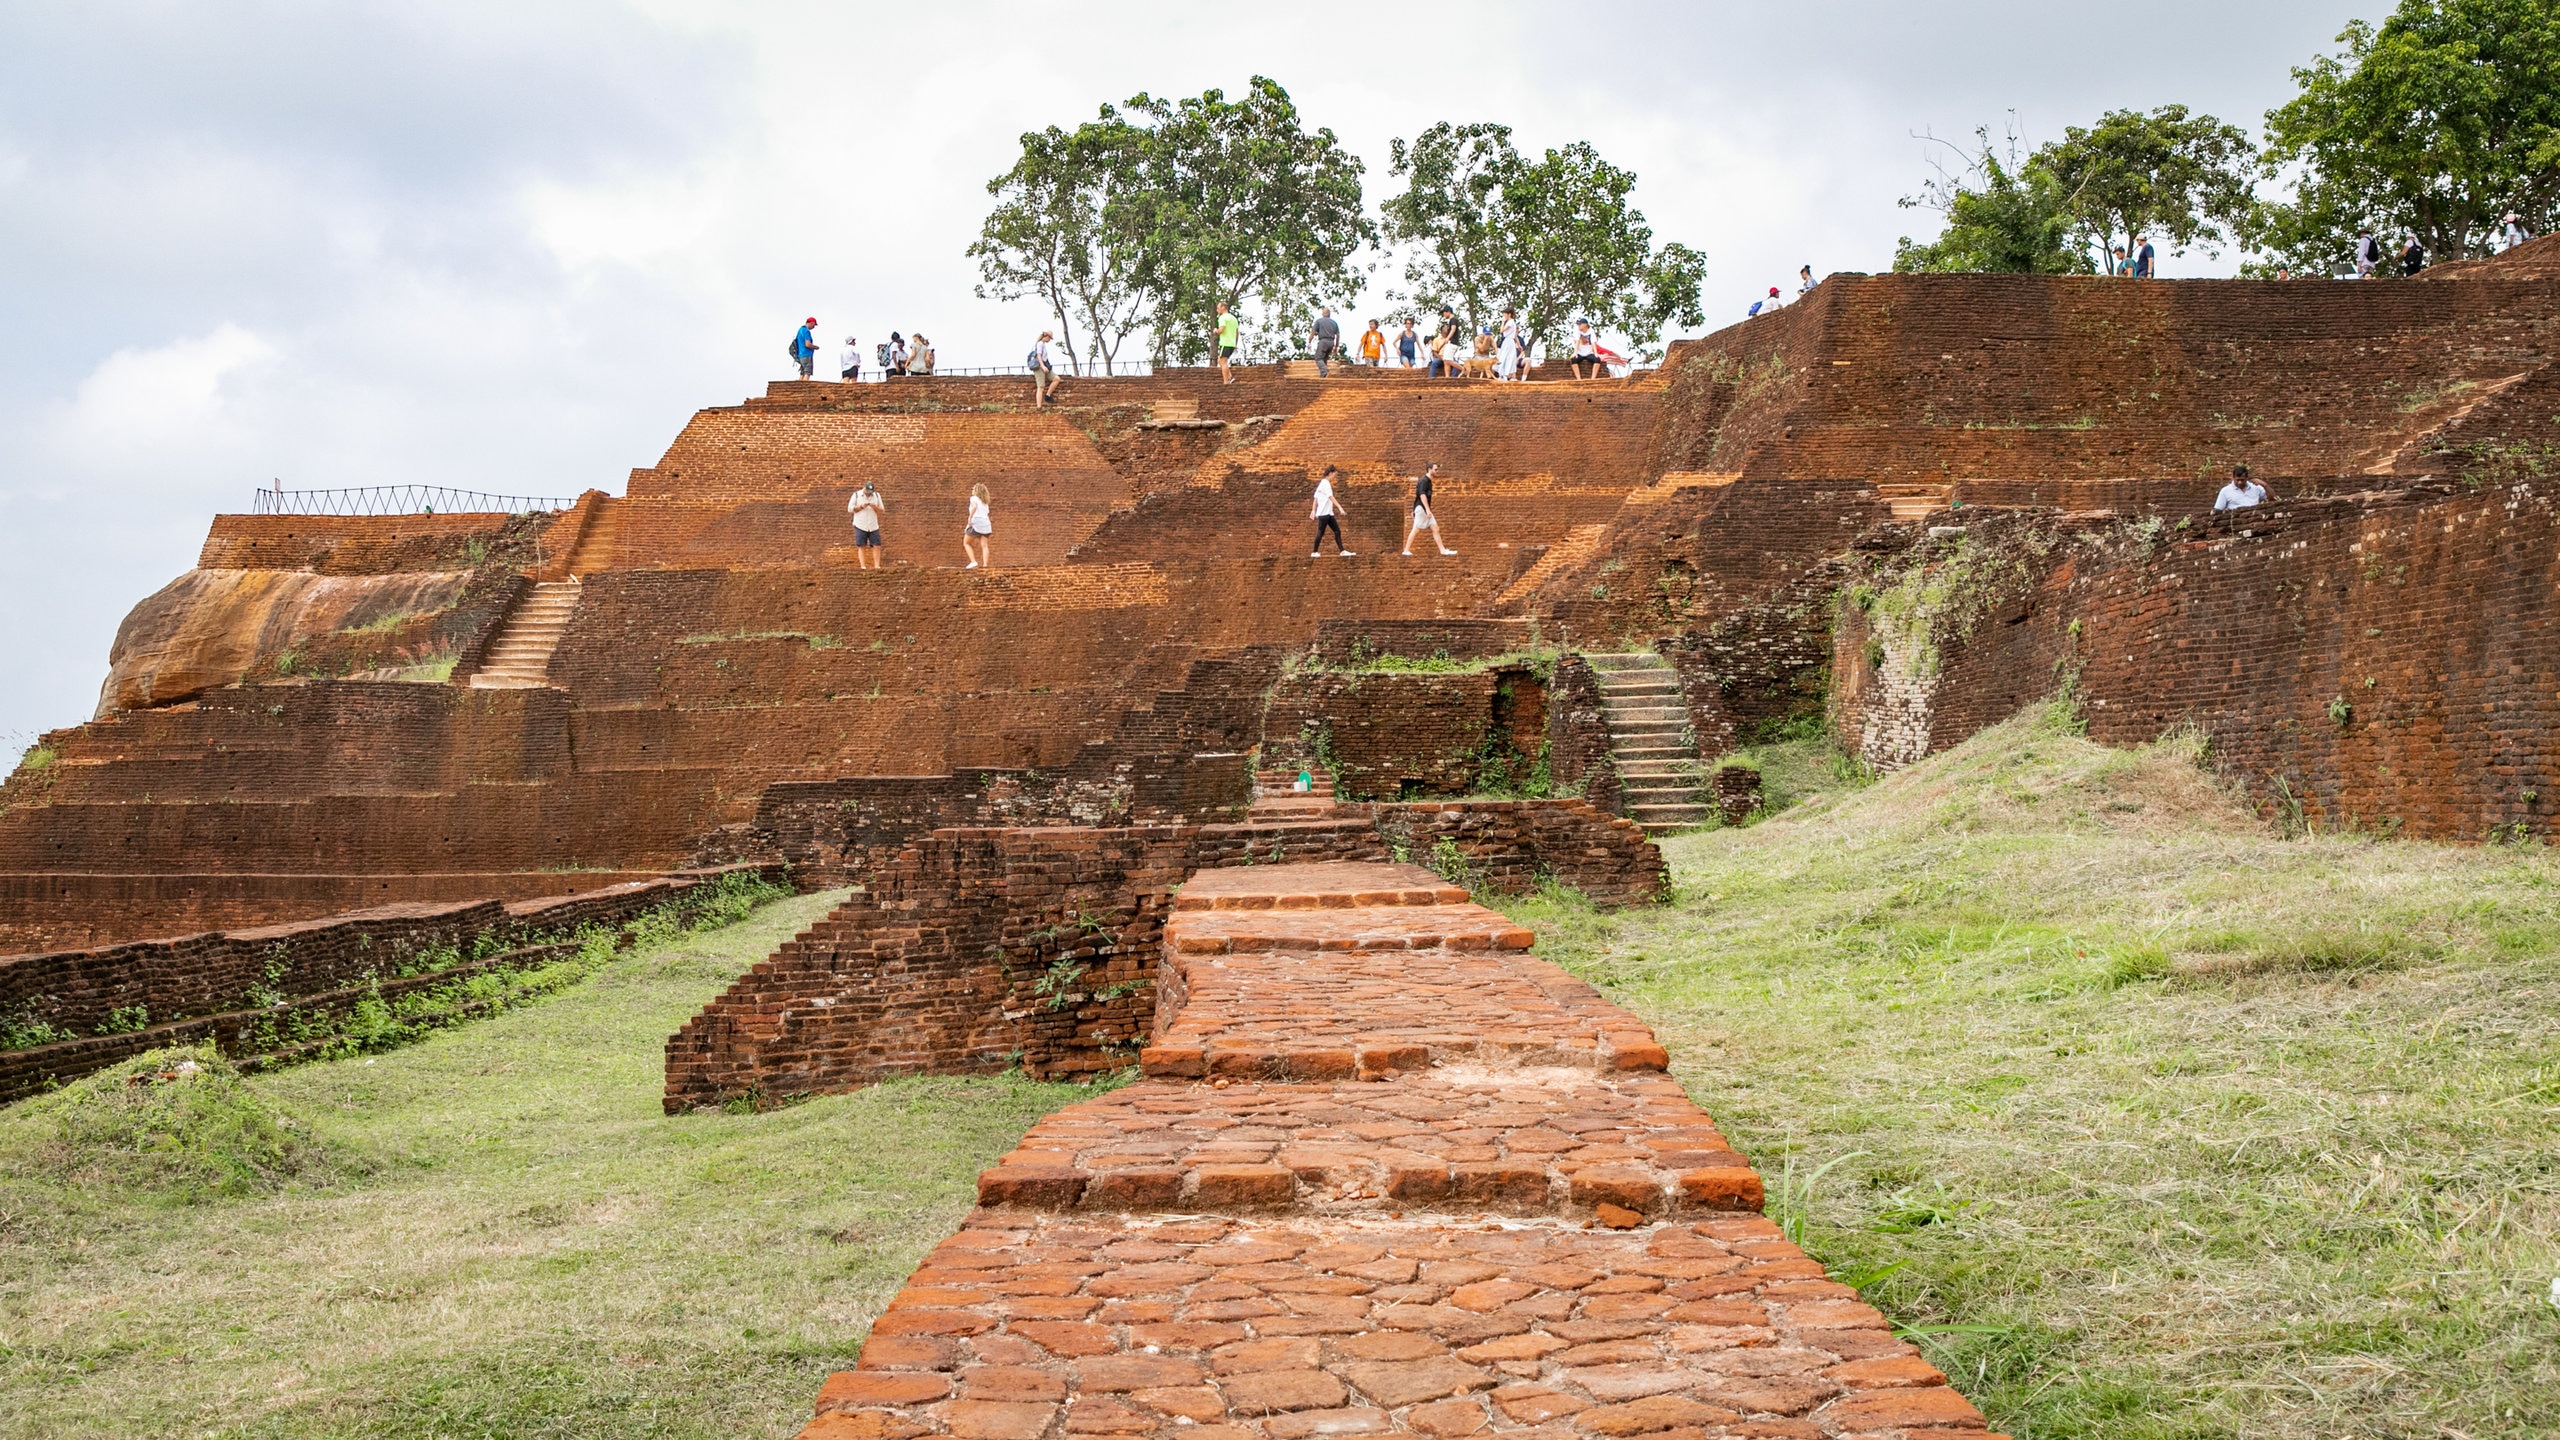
796, 863, 2002, 1440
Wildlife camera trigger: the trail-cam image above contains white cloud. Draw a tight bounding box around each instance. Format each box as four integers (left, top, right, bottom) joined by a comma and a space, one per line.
45, 324, 279, 467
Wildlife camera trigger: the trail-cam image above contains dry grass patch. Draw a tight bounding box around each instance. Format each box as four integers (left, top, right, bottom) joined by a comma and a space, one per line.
1500, 711, 2560, 1440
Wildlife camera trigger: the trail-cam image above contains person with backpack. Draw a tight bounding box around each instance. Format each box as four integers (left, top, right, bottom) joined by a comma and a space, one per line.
2354, 229, 2382, 278
847, 481, 888, 569
2400, 236, 2427, 276
1401, 463, 1457, 557
1030, 331, 1061, 406
789, 317, 818, 378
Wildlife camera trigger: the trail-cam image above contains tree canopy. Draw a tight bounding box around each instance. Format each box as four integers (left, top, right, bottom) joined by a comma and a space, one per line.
1380, 122, 1705, 354
2031, 105, 2258, 268
2262, 0, 2560, 270
968, 121, 1148, 375
1893, 128, 2089, 275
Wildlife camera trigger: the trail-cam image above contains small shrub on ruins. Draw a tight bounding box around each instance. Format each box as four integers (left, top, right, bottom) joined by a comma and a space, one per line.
0, 1045, 343, 1203
96, 1005, 150, 1035
1, 999, 71, 1051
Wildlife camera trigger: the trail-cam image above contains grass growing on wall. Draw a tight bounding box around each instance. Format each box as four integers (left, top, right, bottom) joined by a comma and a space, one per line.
0, 889, 1100, 1440
1496, 711, 2560, 1440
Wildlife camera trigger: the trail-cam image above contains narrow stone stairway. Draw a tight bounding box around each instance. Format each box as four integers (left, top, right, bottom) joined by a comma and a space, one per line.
467, 580, 581, 689
1586, 652, 1713, 833
1247, 761, 1337, 821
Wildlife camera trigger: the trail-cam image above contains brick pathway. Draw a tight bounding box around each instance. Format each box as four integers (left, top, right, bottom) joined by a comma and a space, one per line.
798, 864, 2003, 1440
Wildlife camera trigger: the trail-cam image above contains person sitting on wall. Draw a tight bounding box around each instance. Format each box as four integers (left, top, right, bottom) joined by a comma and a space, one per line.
2213, 464, 2267, 512
848, 481, 888, 569
1569, 320, 1609, 380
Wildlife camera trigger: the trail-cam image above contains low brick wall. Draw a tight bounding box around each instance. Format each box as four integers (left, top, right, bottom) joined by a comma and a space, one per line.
1, 865, 779, 1102
663, 799, 1664, 1110
1544, 653, 1619, 815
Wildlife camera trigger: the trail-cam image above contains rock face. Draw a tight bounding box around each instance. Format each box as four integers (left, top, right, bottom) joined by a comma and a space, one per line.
98, 567, 475, 713
788, 863, 2006, 1440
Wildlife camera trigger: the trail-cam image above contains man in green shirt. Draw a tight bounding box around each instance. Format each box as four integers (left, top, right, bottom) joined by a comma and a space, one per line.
1216, 302, 1240, 385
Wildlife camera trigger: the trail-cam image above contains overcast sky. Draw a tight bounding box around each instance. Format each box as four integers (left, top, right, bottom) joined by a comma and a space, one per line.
0, 0, 2386, 757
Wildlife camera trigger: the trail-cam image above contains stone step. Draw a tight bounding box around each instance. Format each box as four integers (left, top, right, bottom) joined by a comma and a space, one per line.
1603, 705, 1687, 722
1595, 679, 1679, 696
1616, 762, 1699, 780
1630, 802, 1716, 823
1581, 653, 1670, 672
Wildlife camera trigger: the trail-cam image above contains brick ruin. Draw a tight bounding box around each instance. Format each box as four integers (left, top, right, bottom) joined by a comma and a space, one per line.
4, 239, 2560, 1430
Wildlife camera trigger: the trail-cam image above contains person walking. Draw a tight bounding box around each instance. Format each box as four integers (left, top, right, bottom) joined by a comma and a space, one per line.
1569, 320, 1609, 380
1396, 317, 1419, 369
2400, 235, 2428, 276
847, 481, 888, 569
839, 335, 862, 383
907, 333, 936, 376
2133, 236, 2156, 278
790, 317, 819, 379
1495, 308, 1523, 380
2213, 465, 2267, 512
1401, 463, 1457, 556
962, 483, 994, 569
1030, 331, 1061, 406
1311, 306, 1342, 377
1215, 302, 1240, 384
2354, 228, 2381, 278
1359, 319, 1385, 367
1309, 465, 1353, 557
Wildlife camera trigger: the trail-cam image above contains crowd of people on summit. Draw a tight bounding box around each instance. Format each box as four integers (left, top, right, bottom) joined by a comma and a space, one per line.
788, 207, 2544, 573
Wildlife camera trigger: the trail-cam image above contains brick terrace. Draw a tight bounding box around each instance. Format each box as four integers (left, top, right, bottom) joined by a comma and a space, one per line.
805, 863, 2001, 1440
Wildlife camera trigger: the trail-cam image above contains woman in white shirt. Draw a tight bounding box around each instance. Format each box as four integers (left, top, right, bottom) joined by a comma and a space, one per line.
963, 484, 994, 569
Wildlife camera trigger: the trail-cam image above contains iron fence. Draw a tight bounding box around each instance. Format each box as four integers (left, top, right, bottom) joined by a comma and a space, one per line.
249, 483, 578, 517
840, 359, 1160, 381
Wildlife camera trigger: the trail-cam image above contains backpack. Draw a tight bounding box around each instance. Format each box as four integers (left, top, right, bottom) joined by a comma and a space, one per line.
787, 337, 801, 361
1747, 300, 1765, 317
1027, 348, 1043, 370
876, 342, 890, 367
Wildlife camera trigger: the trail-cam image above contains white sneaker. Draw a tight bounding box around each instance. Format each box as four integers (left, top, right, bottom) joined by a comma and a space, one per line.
1339, 551, 1356, 557
966, 561, 978, 569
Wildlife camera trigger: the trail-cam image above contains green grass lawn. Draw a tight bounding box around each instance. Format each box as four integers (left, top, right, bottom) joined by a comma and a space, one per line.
0, 889, 1097, 1439
1503, 713, 2560, 1440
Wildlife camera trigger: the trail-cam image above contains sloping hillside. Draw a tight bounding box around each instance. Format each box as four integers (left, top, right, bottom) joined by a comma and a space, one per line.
1507, 709, 2560, 1439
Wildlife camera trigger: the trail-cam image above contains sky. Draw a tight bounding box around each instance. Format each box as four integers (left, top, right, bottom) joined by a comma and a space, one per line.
0, 0, 2388, 758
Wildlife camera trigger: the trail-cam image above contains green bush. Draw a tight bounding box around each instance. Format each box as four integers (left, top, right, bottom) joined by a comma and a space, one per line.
0, 1046, 342, 1203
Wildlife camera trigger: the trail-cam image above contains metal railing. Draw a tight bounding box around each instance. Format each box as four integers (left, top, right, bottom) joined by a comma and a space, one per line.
834, 359, 1160, 381
249, 482, 577, 517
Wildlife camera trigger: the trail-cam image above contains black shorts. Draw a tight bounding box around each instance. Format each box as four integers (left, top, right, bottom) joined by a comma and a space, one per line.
1219, 345, 1236, 359
853, 528, 882, 548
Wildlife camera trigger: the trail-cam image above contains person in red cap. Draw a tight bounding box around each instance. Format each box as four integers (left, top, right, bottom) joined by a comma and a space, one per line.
789, 317, 818, 379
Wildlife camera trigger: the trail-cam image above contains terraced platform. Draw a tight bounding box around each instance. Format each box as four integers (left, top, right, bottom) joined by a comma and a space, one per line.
798, 863, 2003, 1440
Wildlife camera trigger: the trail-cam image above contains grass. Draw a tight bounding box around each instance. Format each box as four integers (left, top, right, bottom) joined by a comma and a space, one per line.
1496, 712, 2560, 1438
0, 888, 1101, 1439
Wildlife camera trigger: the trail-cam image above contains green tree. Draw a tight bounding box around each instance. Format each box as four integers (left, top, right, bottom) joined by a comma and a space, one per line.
1108, 78, 1374, 365
2263, 0, 2560, 271
2028, 105, 2258, 269
1894, 127, 2089, 275
968, 120, 1149, 376
1381, 122, 1705, 357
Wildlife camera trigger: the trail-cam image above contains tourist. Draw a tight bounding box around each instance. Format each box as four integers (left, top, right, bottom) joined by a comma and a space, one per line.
1030, 331, 1061, 407
2213, 465, 2267, 512
907, 334, 936, 376
1748, 286, 1783, 317
790, 316, 818, 379
1311, 306, 1342, 377
839, 335, 862, 383
1798, 264, 1817, 296
1216, 302, 1239, 385
2133, 236, 2156, 279
963, 483, 993, 569
887, 332, 908, 377
2355, 228, 2381, 278
2110, 244, 2130, 276
1359, 319, 1385, 367
848, 481, 888, 569
2400, 236, 2428, 276
1432, 307, 1460, 378
1396, 317, 1419, 369
1402, 463, 1457, 557
1495, 308, 1523, 381
1570, 320, 1609, 380
1309, 465, 1353, 557
2502, 212, 2531, 251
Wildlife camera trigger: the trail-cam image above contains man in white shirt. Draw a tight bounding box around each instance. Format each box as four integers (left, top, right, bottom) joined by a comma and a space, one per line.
839, 336, 861, 383
1309, 465, 1353, 557
2213, 465, 2267, 512
848, 482, 888, 569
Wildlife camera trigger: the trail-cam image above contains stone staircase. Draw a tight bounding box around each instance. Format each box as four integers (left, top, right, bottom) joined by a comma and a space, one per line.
1587, 652, 1713, 833
1247, 762, 1337, 821
467, 580, 581, 689
1878, 480, 1953, 520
